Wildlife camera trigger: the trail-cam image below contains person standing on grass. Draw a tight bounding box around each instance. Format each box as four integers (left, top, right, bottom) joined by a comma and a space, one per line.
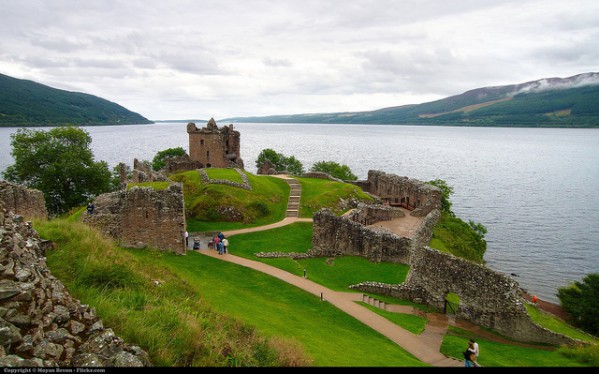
468, 338, 481, 367
464, 341, 477, 367
222, 237, 229, 254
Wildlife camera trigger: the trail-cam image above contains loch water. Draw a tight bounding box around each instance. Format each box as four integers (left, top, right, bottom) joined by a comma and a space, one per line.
1, 122, 598, 303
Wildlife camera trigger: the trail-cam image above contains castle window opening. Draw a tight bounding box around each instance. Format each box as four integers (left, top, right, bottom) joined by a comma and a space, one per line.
200, 139, 204, 146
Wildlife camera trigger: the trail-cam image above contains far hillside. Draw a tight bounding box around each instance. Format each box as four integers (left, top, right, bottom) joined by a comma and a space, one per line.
0, 73, 152, 127
224, 72, 599, 128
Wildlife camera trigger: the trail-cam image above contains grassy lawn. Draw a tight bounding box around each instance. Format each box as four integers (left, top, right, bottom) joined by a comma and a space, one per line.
33, 169, 597, 367
296, 177, 373, 217
35, 218, 592, 367
441, 326, 588, 367
153, 250, 427, 367
205, 167, 245, 183
226, 222, 410, 292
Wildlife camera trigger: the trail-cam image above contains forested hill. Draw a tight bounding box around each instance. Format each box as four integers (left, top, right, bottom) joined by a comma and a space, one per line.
224, 72, 599, 128
0, 73, 152, 127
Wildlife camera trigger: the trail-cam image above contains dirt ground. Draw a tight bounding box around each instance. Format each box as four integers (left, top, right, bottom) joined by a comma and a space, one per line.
365, 207, 424, 238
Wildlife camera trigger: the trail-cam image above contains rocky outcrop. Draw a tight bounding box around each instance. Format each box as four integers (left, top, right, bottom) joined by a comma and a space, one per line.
0, 206, 151, 367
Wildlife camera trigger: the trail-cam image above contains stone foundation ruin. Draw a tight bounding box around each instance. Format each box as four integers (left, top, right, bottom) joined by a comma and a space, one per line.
313, 170, 580, 346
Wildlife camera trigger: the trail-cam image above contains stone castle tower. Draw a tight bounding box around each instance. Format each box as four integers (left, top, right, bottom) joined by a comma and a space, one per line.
187, 118, 244, 169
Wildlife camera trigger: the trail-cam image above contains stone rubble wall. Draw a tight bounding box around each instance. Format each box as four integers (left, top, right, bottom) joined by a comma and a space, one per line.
300, 171, 345, 183
351, 170, 441, 217
0, 205, 151, 367
0, 181, 48, 220
349, 204, 405, 226
82, 184, 186, 255
164, 155, 203, 175
314, 170, 580, 346
311, 208, 413, 264
351, 246, 578, 346
132, 158, 169, 183
199, 168, 252, 190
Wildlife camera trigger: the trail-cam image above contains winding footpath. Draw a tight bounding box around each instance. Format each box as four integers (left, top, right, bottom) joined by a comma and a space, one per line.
195, 174, 464, 366
197, 212, 463, 367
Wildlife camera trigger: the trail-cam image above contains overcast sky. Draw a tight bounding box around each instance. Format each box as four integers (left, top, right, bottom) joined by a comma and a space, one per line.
1, 0, 598, 120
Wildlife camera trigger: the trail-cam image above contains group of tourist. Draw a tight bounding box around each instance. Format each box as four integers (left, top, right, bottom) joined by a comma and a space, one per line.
184, 230, 229, 254
212, 232, 229, 255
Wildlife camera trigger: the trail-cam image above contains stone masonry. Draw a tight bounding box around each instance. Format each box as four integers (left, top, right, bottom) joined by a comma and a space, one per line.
313, 170, 580, 346
0, 204, 151, 367
0, 181, 48, 220
82, 183, 186, 255
187, 118, 244, 169
351, 170, 441, 216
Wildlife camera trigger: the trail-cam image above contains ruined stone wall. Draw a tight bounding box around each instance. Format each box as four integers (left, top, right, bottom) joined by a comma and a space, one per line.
351, 247, 578, 346
311, 208, 413, 264
164, 154, 203, 175
301, 172, 345, 183
353, 170, 441, 217
316, 170, 578, 346
187, 119, 244, 169
349, 204, 405, 226
411, 209, 440, 250
132, 158, 169, 183
0, 181, 48, 220
0, 206, 150, 367
83, 184, 186, 255
199, 168, 252, 190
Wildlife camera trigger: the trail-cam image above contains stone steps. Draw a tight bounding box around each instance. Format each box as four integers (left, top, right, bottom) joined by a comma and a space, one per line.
284, 178, 302, 217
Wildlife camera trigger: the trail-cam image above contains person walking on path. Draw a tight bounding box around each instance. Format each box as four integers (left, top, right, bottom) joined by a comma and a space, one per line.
213, 235, 220, 252
222, 237, 229, 254
469, 338, 481, 367
464, 340, 476, 367
184, 231, 189, 248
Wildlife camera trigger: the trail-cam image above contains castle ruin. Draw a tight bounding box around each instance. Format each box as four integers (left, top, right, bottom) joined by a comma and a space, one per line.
312, 170, 579, 346
187, 118, 244, 169
0, 180, 48, 220
82, 183, 187, 255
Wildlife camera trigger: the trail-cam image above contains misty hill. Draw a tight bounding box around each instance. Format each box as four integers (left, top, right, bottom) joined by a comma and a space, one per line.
0, 73, 152, 127
225, 72, 599, 127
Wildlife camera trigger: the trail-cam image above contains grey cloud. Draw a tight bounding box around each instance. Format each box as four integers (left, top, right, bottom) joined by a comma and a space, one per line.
263, 58, 293, 67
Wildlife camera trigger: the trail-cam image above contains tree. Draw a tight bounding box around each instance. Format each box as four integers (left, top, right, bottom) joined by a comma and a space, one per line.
255, 148, 282, 171
310, 160, 357, 180
255, 149, 304, 175
557, 273, 599, 336
151, 147, 187, 171
2, 126, 111, 215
